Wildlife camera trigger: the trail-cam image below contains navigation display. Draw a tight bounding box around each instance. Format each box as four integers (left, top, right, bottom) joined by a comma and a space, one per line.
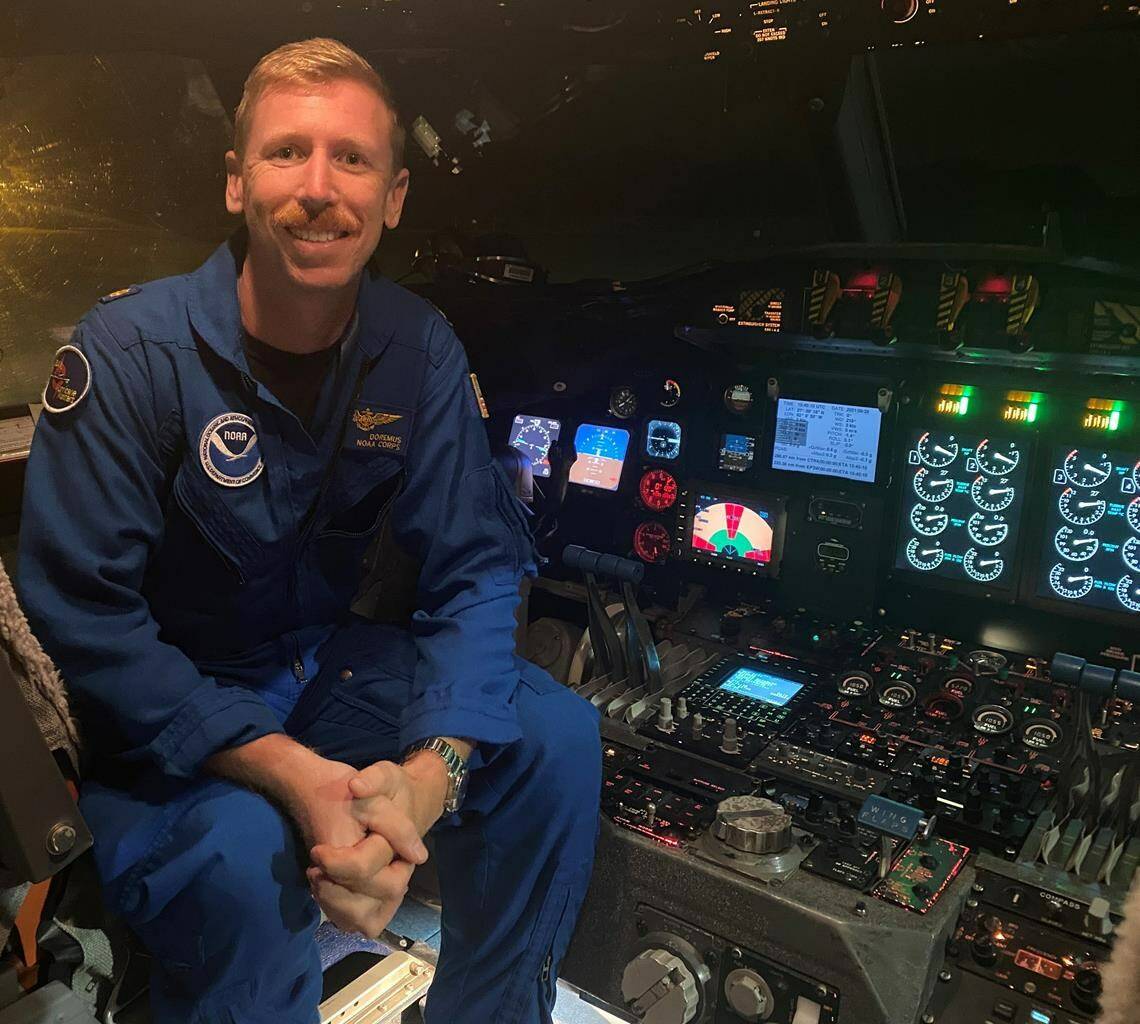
690, 492, 775, 565
645, 419, 682, 460
719, 433, 756, 473
1035, 445, 1140, 616
771, 398, 882, 483
717, 666, 803, 708
894, 428, 1030, 590
569, 423, 631, 492
507, 414, 561, 478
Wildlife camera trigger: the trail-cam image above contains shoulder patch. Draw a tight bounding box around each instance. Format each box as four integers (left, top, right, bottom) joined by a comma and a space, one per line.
469, 373, 490, 419
98, 285, 140, 304
42, 345, 92, 414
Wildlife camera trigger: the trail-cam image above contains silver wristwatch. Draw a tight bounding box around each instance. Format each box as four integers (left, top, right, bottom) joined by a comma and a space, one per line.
403, 737, 470, 814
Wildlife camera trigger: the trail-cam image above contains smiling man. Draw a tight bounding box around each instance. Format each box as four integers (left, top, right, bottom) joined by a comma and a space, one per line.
18, 38, 600, 1024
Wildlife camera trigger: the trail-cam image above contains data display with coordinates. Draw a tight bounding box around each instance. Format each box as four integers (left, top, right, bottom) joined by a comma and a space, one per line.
771, 399, 882, 483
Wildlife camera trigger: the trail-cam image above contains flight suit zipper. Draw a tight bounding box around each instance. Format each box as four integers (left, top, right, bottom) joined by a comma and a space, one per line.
289, 632, 308, 683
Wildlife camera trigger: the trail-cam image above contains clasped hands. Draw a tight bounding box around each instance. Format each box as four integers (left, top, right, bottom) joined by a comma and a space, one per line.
289, 754, 449, 938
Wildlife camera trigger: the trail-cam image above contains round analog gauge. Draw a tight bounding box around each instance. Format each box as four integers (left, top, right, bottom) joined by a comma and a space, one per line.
1054, 526, 1099, 562
646, 420, 682, 460
1123, 537, 1140, 573
906, 538, 945, 571
882, 0, 920, 24
1129, 498, 1140, 534
1021, 719, 1063, 750
724, 383, 754, 414
639, 469, 678, 511
1118, 575, 1140, 613
972, 704, 1014, 736
511, 419, 554, 465
1059, 487, 1106, 527
878, 680, 917, 708
660, 378, 682, 408
914, 468, 955, 504
609, 385, 637, 419
910, 503, 949, 537
923, 692, 964, 723
965, 650, 1007, 675
1133, 459, 1140, 493
944, 675, 975, 698
632, 521, 671, 564
1063, 449, 1112, 489
968, 512, 1009, 547
971, 475, 1015, 512
1049, 563, 1094, 601
964, 548, 1005, 583
975, 438, 1021, 477
837, 672, 873, 697
917, 432, 959, 469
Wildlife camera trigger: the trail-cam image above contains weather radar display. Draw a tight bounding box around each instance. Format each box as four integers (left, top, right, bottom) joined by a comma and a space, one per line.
507, 415, 560, 478
569, 423, 631, 492
690, 493, 774, 564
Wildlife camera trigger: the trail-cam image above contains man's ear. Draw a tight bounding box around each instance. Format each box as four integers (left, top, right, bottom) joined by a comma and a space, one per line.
384, 167, 410, 230
225, 150, 245, 215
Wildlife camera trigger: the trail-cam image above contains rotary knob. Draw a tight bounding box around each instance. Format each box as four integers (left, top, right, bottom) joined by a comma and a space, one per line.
621, 948, 702, 1024
712, 796, 793, 855
724, 967, 775, 1022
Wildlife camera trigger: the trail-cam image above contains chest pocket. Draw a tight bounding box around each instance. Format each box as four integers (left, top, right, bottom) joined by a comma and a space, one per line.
316, 459, 405, 540
168, 461, 266, 585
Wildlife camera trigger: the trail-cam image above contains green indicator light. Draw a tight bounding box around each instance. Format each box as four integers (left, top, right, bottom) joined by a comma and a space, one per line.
958, 396, 969, 415
1109, 410, 1120, 431
1028, 404, 1038, 423
811, 633, 820, 642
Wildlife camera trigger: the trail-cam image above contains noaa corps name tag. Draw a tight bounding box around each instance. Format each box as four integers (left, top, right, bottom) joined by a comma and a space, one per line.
348, 402, 412, 456
199, 412, 263, 487
42, 345, 92, 414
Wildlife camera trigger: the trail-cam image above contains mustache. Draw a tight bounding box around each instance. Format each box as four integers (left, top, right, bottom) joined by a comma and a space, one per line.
272, 200, 358, 235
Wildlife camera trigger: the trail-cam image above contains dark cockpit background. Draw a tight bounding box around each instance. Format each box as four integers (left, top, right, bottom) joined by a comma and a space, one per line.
3, 2, 1139, 409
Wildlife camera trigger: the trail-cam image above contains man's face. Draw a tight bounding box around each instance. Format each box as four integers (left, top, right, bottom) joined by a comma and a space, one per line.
225, 78, 409, 292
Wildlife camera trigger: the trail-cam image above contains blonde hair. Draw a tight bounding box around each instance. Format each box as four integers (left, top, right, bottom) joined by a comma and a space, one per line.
233, 37, 405, 170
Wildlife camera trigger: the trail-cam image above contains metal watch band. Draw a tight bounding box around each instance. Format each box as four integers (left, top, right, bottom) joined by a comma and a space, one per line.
403, 737, 469, 814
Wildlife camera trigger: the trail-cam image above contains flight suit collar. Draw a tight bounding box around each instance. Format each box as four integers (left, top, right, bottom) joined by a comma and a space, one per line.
186, 229, 397, 374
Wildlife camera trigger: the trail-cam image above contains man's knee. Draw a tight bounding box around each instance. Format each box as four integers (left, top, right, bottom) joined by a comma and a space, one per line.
184, 784, 311, 927
515, 677, 602, 812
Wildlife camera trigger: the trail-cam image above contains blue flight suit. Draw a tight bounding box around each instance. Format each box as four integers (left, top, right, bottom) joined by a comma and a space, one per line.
17, 235, 601, 1024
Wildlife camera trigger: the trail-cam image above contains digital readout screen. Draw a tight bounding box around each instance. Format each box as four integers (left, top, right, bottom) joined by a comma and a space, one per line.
568, 423, 631, 492
771, 399, 881, 483
507, 415, 561, 478
717, 666, 803, 707
1035, 445, 1140, 616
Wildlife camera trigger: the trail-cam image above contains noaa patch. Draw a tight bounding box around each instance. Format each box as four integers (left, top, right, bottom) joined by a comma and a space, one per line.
198, 412, 263, 487
42, 345, 92, 414
347, 401, 412, 455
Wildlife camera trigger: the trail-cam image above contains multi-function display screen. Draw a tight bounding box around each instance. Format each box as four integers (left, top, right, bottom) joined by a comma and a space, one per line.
717, 666, 803, 707
507, 414, 561, 478
1036, 445, 1140, 616
690, 492, 775, 565
719, 433, 756, 473
894, 428, 1030, 590
771, 398, 881, 483
568, 423, 631, 492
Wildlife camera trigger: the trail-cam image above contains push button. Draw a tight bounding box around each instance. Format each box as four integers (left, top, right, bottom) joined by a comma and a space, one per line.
992, 999, 1016, 1021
